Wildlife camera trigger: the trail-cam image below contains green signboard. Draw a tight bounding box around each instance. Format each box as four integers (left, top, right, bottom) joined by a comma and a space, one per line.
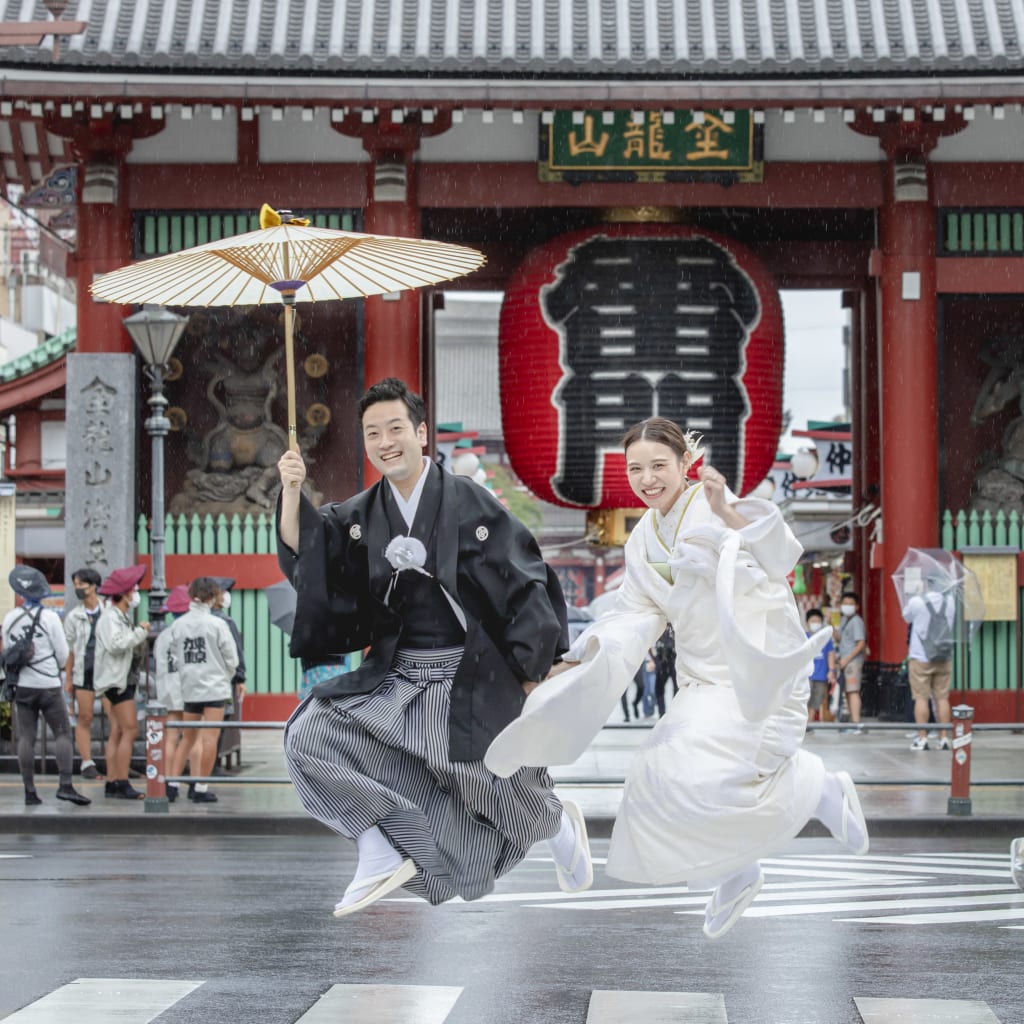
540, 110, 762, 183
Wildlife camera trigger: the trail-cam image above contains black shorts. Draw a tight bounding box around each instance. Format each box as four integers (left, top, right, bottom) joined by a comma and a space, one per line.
76, 671, 94, 693
104, 685, 137, 706
184, 699, 228, 714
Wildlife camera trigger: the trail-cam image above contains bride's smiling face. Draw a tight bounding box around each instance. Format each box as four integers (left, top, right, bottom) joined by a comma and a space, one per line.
625, 440, 691, 514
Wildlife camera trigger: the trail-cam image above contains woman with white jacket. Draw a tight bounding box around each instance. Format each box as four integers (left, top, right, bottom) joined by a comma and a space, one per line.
168, 577, 239, 803
487, 417, 869, 939
95, 564, 150, 800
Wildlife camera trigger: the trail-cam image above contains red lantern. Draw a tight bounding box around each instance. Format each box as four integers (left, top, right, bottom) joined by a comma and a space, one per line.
499, 223, 784, 508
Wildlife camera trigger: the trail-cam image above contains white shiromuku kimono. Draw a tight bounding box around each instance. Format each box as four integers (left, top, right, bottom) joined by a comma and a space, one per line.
486, 483, 831, 886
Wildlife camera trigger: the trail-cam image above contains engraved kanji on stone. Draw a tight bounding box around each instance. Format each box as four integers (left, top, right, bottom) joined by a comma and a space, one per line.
542, 236, 760, 505
84, 538, 109, 569
82, 498, 113, 531
82, 377, 117, 418
82, 419, 114, 454
84, 461, 112, 486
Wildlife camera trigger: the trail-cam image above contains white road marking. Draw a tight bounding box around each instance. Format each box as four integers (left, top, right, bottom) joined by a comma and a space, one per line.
2, 978, 201, 1023
844, 907, 1024, 925
294, 984, 463, 1023
587, 990, 727, 1023
760, 856, 1012, 879
855, 996, 1003, 1023
687, 892, 1024, 919
0, 854, 31, 859
539, 883, 1012, 913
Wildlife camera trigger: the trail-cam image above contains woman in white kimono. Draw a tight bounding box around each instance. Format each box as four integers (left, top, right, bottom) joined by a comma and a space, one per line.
486, 417, 868, 939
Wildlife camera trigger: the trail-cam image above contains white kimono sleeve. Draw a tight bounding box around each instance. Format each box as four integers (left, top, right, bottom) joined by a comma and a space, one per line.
485, 538, 664, 778
709, 500, 830, 722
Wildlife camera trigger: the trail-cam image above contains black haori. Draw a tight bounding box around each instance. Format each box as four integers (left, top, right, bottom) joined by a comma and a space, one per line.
284, 646, 562, 905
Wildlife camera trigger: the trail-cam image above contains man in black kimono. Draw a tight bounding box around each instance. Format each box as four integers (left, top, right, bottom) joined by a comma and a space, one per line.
277, 377, 592, 916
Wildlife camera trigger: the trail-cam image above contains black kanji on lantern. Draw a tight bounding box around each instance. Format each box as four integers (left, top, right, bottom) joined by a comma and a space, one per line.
542, 236, 761, 506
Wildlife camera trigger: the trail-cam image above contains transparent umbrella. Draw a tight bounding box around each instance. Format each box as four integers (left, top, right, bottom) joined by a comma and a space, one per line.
891, 547, 985, 649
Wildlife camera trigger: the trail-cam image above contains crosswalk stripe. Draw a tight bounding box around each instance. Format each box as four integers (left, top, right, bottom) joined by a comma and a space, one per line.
399, 874, 929, 905
760, 857, 1011, 879
538, 882, 1012, 913
586, 990, 727, 1023
0, 854, 30, 859
845, 907, 1024, 925
697, 892, 1024, 919
855, 996, 1003, 1023
294, 984, 463, 1023
2, 978, 201, 1023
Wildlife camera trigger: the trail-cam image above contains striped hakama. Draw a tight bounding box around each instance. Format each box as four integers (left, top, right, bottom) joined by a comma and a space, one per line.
284, 646, 563, 905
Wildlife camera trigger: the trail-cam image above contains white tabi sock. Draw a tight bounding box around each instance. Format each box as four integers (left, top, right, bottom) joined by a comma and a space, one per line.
338, 826, 404, 908
546, 810, 589, 891
815, 771, 867, 855
704, 861, 761, 932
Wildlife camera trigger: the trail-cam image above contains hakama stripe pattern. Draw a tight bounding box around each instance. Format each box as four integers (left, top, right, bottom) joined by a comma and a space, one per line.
284, 646, 562, 905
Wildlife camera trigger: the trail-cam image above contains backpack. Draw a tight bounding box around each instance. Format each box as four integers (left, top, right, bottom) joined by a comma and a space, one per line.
921, 594, 954, 663
0, 606, 44, 698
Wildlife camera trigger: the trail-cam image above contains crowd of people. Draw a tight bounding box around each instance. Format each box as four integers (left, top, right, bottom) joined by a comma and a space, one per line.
3, 565, 243, 807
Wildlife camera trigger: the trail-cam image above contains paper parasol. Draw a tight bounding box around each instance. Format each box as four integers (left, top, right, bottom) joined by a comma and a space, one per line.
89, 204, 486, 449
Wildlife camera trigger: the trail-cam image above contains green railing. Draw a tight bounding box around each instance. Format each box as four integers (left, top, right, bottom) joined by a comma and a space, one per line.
134, 211, 357, 258
136, 512, 300, 696
941, 509, 1022, 692
940, 208, 1024, 256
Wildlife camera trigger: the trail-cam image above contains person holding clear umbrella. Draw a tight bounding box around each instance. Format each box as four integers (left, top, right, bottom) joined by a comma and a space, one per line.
892, 549, 984, 752
902, 577, 957, 751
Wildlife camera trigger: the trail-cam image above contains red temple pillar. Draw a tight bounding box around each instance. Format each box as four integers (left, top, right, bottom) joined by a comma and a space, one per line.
877, 144, 940, 661
860, 284, 883, 653
74, 162, 133, 353
14, 408, 42, 473
332, 111, 452, 484
362, 149, 422, 395
45, 113, 154, 354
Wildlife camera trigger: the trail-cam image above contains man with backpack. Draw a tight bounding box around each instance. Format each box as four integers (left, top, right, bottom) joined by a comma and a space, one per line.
2, 566, 90, 806
903, 581, 957, 752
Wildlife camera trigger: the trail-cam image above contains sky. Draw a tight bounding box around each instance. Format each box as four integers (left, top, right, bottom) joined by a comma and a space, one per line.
778, 289, 849, 453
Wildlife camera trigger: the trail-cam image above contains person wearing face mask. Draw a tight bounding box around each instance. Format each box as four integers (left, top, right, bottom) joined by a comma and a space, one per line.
3, 566, 89, 806
837, 592, 867, 728
64, 567, 104, 778
95, 564, 151, 799
212, 577, 246, 773
168, 576, 239, 803
804, 608, 836, 721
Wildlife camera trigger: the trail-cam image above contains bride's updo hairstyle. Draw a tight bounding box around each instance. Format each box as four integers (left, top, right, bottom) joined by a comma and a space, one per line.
622, 417, 702, 463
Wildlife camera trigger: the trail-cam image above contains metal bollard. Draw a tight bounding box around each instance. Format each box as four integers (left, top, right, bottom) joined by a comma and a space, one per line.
144, 702, 170, 814
947, 704, 974, 817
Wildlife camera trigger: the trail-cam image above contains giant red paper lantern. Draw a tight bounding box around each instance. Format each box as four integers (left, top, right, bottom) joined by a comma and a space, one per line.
499, 223, 784, 508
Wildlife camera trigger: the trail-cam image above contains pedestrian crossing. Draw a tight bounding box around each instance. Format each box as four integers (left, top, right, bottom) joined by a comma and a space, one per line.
424, 850, 1024, 931
1, 981, 1012, 1024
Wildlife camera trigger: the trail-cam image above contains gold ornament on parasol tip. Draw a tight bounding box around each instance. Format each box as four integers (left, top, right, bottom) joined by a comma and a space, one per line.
90, 204, 487, 454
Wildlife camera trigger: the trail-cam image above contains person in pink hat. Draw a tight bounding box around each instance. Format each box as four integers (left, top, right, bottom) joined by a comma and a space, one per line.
95, 564, 150, 800
154, 584, 190, 800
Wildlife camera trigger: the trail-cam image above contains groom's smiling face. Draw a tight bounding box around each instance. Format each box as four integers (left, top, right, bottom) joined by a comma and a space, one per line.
362, 399, 428, 485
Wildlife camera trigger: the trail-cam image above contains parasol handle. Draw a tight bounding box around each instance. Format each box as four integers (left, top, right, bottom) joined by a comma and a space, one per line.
283, 294, 299, 457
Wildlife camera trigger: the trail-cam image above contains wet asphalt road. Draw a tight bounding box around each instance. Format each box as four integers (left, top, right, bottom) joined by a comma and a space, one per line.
2, 833, 1022, 1024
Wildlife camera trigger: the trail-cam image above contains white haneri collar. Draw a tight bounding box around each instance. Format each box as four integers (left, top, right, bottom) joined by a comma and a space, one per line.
387, 456, 432, 530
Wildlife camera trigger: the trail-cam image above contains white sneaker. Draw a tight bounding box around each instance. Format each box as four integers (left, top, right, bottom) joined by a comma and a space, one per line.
938, 737, 951, 751
910, 736, 929, 751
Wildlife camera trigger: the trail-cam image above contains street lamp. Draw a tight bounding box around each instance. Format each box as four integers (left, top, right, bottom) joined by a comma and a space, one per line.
123, 305, 189, 616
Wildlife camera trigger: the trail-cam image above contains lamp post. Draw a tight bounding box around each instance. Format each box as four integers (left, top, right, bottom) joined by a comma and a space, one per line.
123, 306, 189, 617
